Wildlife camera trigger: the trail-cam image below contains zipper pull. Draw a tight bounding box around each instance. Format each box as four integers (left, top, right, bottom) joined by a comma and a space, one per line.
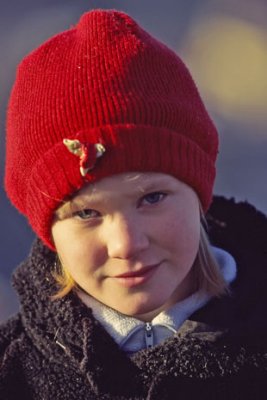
145, 322, 154, 348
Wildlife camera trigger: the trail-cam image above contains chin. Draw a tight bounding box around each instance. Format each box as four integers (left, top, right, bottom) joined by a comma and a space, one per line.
114, 297, 167, 320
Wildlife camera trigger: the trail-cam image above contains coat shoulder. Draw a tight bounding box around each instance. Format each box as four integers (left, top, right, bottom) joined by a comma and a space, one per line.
0, 313, 24, 372
200, 196, 267, 343
0, 314, 33, 399
0, 313, 23, 352
207, 196, 267, 251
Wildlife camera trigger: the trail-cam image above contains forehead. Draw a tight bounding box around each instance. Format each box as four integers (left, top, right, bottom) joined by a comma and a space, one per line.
75, 172, 182, 200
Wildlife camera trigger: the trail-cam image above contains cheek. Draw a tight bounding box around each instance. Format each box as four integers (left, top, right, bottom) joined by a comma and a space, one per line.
53, 226, 106, 276
162, 209, 200, 262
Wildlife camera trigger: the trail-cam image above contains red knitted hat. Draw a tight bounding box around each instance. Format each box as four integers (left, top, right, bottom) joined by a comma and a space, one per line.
5, 9, 218, 250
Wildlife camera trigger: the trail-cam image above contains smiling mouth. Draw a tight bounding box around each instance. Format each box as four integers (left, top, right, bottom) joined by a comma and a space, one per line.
112, 264, 161, 287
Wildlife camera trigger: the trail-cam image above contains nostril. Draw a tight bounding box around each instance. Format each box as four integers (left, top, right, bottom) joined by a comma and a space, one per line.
107, 235, 149, 259
106, 219, 149, 259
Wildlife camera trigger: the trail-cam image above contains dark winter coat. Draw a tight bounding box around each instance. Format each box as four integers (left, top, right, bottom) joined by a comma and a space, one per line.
1, 196, 267, 399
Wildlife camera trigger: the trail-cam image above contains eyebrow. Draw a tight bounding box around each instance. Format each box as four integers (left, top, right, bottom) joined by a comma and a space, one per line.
74, 176, 173, 204
131, 176, 172, 192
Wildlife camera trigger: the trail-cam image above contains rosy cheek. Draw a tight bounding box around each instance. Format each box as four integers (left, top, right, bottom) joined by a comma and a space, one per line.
72, 236, 107, 273
164, 215, 199, 251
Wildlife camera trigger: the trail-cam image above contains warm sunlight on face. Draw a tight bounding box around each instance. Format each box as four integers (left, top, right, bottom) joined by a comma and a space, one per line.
51, 172, 200, 321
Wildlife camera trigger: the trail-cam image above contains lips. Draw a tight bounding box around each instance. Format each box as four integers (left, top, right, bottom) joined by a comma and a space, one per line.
115, 265, 157, 278
112, 263, 161, 288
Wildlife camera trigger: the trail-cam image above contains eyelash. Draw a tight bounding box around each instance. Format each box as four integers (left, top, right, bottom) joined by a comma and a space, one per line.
73, 191, 167, 220
139, 191, 167, 206
73, 209, 101, 220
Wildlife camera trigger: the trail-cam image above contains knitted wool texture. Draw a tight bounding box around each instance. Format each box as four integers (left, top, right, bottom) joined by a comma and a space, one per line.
5, 9, 218, 249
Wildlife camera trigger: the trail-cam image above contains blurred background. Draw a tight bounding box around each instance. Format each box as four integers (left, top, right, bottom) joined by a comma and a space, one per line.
1, 0, 267, 322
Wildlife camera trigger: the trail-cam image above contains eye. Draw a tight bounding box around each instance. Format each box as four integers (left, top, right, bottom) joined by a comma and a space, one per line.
73, 209, 101, 220
140, 192, 167, 206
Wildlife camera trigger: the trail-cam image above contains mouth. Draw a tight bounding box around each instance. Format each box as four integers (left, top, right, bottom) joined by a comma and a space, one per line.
112, 263, 161, 288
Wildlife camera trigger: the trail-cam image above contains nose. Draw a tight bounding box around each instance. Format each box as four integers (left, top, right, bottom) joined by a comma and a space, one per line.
105, 214, 149, 260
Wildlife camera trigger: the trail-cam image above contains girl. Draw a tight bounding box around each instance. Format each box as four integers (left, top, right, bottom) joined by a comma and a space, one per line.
1, 9, 267, 399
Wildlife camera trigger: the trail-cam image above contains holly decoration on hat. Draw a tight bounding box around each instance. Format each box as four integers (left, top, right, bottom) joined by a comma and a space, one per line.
63, 138, 105, 176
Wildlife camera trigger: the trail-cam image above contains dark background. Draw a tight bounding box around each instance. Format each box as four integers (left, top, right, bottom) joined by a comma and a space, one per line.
1, 0, 267, 321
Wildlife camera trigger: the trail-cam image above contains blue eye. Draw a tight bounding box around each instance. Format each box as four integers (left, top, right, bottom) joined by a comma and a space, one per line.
142, 192, 166, 205
74, 209, 100, 220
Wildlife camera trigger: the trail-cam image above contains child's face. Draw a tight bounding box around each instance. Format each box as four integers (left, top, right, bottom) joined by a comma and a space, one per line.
52, 172, 200, 321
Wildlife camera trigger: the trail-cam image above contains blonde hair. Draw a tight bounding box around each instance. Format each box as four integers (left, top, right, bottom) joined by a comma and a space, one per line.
51, 221, 228, 299
52, 259, 76, 299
